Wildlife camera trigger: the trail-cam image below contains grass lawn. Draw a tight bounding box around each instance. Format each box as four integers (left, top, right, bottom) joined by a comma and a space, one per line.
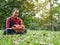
0, 30, 60, 45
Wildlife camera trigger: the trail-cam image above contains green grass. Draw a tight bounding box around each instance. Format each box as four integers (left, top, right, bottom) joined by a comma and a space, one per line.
0, 30, 60, 45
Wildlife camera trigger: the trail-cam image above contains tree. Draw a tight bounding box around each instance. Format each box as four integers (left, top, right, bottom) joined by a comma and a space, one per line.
0, 0, 35, 29
50, 0, 54, 31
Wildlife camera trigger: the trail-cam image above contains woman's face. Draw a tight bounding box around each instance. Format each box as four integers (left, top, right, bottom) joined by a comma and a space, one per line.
12, 10, 19, 18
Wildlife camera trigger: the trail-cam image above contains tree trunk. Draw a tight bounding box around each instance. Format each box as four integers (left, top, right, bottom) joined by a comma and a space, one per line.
50, 0, 54, 31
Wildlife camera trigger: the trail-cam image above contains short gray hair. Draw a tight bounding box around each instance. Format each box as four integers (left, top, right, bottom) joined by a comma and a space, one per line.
12, 8, 19, 13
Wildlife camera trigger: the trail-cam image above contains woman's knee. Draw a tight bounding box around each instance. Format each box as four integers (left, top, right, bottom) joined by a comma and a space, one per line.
24, 28, 27, 33
3, 29, 8, 35
3, 29, 15, 35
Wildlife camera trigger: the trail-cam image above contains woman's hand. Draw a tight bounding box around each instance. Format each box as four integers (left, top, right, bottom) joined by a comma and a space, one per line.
12, 24, 25, 30
12, 27, 18, 30
19, 25, 25, 29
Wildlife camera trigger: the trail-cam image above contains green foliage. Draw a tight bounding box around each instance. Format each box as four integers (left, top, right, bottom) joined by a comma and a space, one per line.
0, 0, 34, 29
0, 30, 60, 45
0, 0, 60, 30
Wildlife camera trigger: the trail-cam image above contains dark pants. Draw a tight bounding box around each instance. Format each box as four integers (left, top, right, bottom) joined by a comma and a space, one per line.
3, 29, 27, 35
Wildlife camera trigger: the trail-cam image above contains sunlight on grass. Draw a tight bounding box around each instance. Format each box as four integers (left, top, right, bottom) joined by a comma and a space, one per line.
0, 30, 60, 45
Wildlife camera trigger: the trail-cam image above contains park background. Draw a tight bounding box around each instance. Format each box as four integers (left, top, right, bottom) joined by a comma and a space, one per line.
0, 0, 60, 31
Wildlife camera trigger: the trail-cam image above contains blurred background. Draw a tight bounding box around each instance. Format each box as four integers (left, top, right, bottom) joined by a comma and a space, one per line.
0, 0, 60, 31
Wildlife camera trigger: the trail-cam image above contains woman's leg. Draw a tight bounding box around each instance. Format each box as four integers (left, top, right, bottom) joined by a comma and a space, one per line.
3, 29, 15, 35
24, 28, 27, 33
3, 28, 27, 34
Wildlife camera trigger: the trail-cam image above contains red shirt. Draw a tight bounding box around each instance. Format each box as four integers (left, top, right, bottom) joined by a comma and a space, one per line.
6, 16, 23, 29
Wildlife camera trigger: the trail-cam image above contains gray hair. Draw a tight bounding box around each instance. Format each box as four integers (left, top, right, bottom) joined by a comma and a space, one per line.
12, 8, 19, 13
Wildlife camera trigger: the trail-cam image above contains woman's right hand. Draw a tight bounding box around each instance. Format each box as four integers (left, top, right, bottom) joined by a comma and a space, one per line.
12, 27, 19, 30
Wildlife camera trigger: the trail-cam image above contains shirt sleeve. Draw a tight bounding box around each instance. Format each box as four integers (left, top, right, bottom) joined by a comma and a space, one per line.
6, 18, 10, 29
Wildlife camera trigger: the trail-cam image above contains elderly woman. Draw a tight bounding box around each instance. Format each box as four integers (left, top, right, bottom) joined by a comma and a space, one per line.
4, 8, 27, 34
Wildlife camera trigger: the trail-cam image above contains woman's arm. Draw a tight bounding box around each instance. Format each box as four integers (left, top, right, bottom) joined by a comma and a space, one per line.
6, 18, 10, 29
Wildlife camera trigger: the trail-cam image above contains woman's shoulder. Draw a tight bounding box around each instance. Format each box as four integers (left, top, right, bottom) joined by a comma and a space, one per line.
6, 16, 11, 20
